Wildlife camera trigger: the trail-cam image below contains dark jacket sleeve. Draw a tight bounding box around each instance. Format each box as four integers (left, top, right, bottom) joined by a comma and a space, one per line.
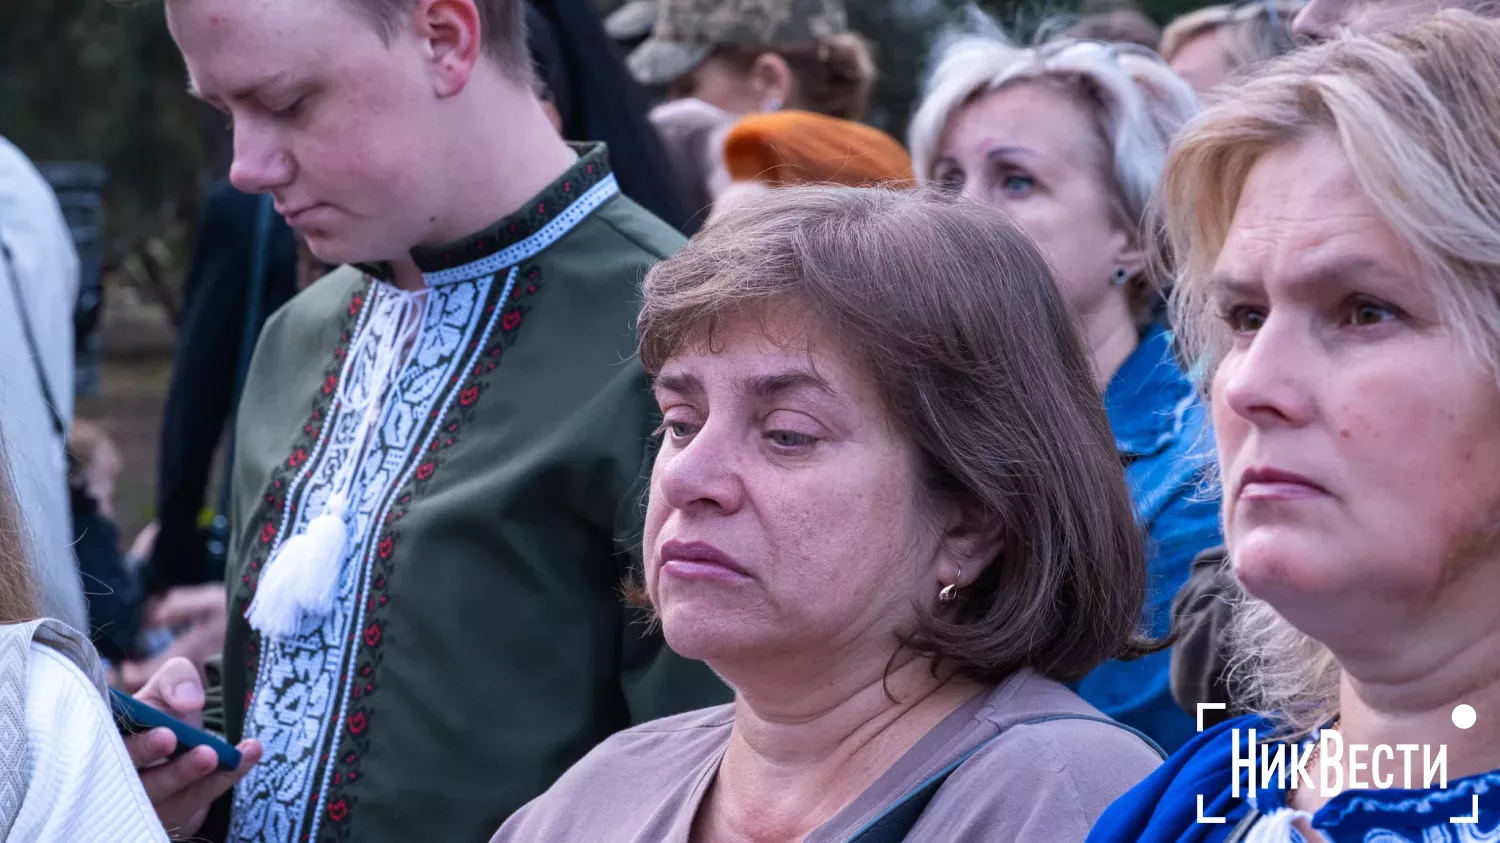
146, 182, 297, 595
1169, 544, 1241, 728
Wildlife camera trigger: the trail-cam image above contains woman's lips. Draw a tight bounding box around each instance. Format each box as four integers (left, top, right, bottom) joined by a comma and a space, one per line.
1237, 465, 1329, 501
659, 539, 751, 582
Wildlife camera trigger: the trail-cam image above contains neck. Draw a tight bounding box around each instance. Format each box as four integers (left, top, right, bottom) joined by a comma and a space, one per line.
698, 653, 981, 842
388, 75, 575, 292
1081, 294, 1138, 389
1290, 576, 1500, 812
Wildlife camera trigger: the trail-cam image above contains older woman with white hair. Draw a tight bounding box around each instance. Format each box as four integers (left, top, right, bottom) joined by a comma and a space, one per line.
1088, 12, 1500, 841
908, 24, 1218, 753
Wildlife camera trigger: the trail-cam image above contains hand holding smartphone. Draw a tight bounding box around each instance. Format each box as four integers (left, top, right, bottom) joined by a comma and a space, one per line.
109, 686, 243, 772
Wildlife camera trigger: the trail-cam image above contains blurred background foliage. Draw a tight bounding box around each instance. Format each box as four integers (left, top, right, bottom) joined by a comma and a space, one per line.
1, 0, 1199, 308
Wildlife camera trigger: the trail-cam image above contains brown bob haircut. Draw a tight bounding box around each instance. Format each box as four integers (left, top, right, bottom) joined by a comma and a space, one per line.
636, 186, 1154, 683
347, 0, 528, 76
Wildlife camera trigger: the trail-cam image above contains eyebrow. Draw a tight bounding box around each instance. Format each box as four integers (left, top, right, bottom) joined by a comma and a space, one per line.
186, 70, 294, 105
653, 370, 843, 403
934, 145, 1037, 170
1210, 256, 1397, 298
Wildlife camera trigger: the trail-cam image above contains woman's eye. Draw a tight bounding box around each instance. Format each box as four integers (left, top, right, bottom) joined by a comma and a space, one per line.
1223, 304, 1267, 334
271, 97, 306, 119
999, 173, 1035, 197
935, 171, 964, 194
655, 419, 698, 442
766, 430, 816, 449
1347, 300, 1398, 327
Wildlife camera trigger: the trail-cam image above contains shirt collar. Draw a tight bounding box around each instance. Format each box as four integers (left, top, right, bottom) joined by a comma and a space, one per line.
1103, 323, 1196, 458
356, 142, 618, 286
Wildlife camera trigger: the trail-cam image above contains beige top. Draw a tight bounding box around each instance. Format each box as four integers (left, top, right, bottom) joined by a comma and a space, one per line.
492, 668, 1162, 842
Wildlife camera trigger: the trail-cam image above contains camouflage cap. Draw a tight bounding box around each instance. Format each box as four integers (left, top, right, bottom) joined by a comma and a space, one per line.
626, 0, 848, 87
604, 0, 658, 42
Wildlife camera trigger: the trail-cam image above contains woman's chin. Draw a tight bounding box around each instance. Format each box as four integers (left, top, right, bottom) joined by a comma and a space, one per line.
1232, 531, 1356, 601
660, 603, 769, 664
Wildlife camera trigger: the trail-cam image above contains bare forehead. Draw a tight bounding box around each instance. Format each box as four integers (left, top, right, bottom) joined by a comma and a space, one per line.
168, 0, 376, 92
1215, 137, 1415, 287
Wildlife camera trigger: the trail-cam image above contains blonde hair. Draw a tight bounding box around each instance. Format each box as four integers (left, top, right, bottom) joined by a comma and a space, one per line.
908, 18, 1198, 288
0, 426, 39, 625
1159, 2, 1303, 70
1160, 11, 1500, 737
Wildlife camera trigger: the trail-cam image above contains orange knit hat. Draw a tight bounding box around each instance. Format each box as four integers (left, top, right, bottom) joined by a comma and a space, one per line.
721, 110, 916, 189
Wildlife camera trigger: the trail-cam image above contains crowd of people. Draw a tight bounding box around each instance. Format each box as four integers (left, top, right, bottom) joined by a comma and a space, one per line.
1, 0, 1498, 840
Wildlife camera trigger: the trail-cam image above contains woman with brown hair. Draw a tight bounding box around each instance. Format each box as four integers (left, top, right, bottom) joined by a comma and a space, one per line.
0, 428, 167, 839
492, 186, 1163, 842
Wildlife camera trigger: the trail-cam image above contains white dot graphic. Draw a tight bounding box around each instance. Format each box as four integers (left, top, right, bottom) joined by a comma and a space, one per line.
1453, 704, 1477, 730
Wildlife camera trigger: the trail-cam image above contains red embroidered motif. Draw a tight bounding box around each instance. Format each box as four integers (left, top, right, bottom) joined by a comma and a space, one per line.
459, 386, 479, 406
288, 448, 308, 468
260, 523, 278, 544
363, 623, 382, 647
415, 462, 435, 481
502, 311, 522, 331
348, 712, 366, 734
328, 800, 349, 822
377, 536, 394, 559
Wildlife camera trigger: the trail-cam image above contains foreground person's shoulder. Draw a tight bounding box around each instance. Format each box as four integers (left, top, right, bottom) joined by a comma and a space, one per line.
919, 675, 1164, 841
589, 194, 688, 263
263, 265, 367, 336
490, 704, 735, 842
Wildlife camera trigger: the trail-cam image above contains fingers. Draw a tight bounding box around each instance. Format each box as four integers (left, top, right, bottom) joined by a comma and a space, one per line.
135, 657, 206, 724
153, 740, 264, 836
147, 584, 227, 628
125, 727, 177, 770
140, 746, 220, 805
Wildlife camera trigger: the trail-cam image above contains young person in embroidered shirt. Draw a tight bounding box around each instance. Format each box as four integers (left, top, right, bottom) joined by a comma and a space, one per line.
124, 1, 731, 840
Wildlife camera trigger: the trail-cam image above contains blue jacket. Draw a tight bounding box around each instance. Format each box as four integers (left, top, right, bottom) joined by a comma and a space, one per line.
1074, 324, 1223, 753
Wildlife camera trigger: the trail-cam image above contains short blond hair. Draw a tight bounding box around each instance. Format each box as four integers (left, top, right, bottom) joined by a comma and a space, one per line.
1160, 2, 1303, 70
1160, 11, 1500, 737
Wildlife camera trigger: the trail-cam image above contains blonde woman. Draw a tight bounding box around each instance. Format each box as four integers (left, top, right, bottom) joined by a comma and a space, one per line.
0, 428, 167, 841
1159, 1, 1303, 94
1088, 13, 1500, 842
909, 25, 1217, 754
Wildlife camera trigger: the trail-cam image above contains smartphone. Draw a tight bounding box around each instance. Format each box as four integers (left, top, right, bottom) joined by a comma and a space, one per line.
108, 687, 243, 772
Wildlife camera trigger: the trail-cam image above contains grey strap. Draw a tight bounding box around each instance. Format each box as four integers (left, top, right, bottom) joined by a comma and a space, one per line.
845, 712, 1167, 842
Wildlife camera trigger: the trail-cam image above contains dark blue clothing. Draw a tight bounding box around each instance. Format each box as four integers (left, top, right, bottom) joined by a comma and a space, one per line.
146, 181, 297, 595
1074, 324, 1223, 753
1088, 713, 1500, 842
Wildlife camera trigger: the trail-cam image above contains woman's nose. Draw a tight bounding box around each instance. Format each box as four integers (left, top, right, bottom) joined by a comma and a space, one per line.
656, 421, 745, 515
1217, 318, 1317, 430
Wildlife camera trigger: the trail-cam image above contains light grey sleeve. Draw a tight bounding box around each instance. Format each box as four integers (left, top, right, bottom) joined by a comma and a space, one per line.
906, 720, 1163, 842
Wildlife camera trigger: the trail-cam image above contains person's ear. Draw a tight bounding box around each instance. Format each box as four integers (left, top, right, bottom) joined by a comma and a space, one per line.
413, 0, 483, 98
934, 498, 1003, 594
748, 52, 793, 112
1116, 242, 1148, 282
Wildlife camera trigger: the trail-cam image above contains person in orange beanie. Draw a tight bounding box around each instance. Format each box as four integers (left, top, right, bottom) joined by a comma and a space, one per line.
711, 110, 915, 219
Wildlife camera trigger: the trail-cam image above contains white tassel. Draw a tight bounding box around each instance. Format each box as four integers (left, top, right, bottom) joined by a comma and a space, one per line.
1244, 807, 1321, 843
246, 493, 350, 640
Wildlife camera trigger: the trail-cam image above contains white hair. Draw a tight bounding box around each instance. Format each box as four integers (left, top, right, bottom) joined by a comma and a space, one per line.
908, 14, 1199, 238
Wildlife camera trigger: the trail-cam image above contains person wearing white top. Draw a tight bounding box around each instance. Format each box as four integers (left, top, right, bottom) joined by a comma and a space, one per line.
1, 619, 168, 843
0, 135, 85, 632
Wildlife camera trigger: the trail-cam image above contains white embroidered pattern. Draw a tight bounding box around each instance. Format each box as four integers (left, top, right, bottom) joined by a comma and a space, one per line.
230, 275, 498, 843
